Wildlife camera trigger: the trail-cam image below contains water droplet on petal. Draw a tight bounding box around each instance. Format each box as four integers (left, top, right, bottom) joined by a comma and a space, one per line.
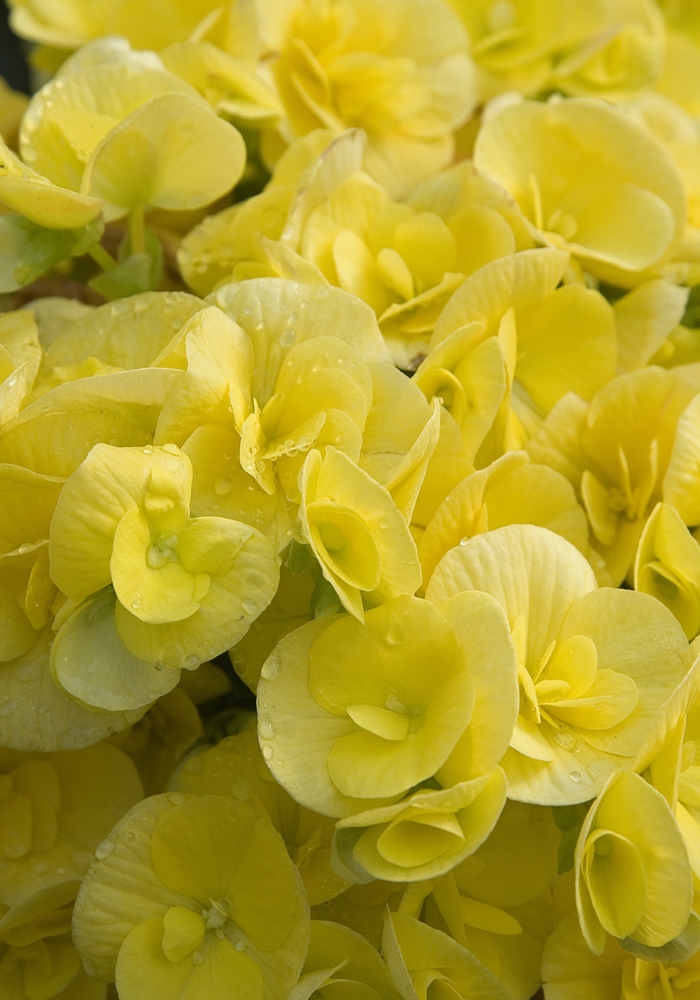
215, 478, 233, 495
259, 717, 275, 739
168, 793, 186, 805
261, 654, 280, 681
554, 732, 576, 751
262, 746, 273, 760
569, 771, 582, 783
95, 838, 114, 860
280, 328, 295, 347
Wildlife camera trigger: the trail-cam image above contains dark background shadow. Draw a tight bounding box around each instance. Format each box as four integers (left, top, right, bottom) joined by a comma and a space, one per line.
0, 0, 30, 92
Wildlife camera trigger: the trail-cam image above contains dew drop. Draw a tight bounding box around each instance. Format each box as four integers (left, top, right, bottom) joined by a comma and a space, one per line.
569, 771, 582, 783
242, 599, 257, 616
142, 445, 153, 455
192, 950, 205, 965
185, 756, 203, 774
261, 654, 281, 681
231, 776, 250, 800
162, 443, 180, 455
554, 732, 576, 751
215, 478, 233, 495
95, 838, 114, 861
262, 746, 273, 760
184, 655, 200, 670
259, 717, 275, 739
154, 660, 166, 671
459, 536, 470, 546
131, 599, 141, 610
235, 940, 245, 952
168, 793, 186, 805
280, 328, 295, 348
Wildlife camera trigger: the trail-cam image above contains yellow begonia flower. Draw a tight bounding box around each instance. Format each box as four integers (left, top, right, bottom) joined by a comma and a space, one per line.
448, 0, 664, 102
0, 743, 142, 905
257, 592, 517, 817
635, 503, 700, 639
152, 287, 397, 546
48, 443, 279, 701
543, 911, 700, 1000
33, 290, 204, 400
414, 800, 559, 1000
0, 881, 105, 1000
72, 794, 309, 1000
7, 0, 224, 50
632, 656, 700, 890
528, 367, 700, 586
473, 98, 686, 285
198, 278, 391, 498
382, 910, 511, 1000
161, 40, 283, 129
0, 309, 44, 423
612, 278, 689, 374
278, 131, 530, 368
427, 523, 691, 806
177, 128, 337, 297
269, 0, 477, 198
19, 59, 245, 221
0, 630, 146, 753
657, 0, 700, 117
335, 769, 507, 883
410, 406, 474, 543
289, 919, 398, 1000
176, 725, 349, 906
0, 463, 63, 662
620, 94, 700, 237
418, 450, 588, 591
423, 248, 617, 466
575, 770, 693, 955
664, 392, 700, 529
0, 135, 103, 230
181, 128, 531, 369
298, 447, 421, 621
110, 686, 202, 796
551, 0, 665, 102
0, 366, 181, 478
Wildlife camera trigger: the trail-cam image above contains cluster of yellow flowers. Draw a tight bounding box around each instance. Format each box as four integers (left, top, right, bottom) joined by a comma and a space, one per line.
4, 0, 700, 998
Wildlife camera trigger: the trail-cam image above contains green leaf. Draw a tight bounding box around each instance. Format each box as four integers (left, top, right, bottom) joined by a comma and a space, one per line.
89, 225, 163, 300
0, 214, 103, 293
283, 539, 312, 576
89, 253, 155, 299
310, 570, 343, 619
552, 803, 589, 832
556, 825, 581, 875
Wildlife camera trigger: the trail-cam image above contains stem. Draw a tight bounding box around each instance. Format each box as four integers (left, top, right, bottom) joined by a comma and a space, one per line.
88, 243, 118, 272
129, 204, 146, 256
